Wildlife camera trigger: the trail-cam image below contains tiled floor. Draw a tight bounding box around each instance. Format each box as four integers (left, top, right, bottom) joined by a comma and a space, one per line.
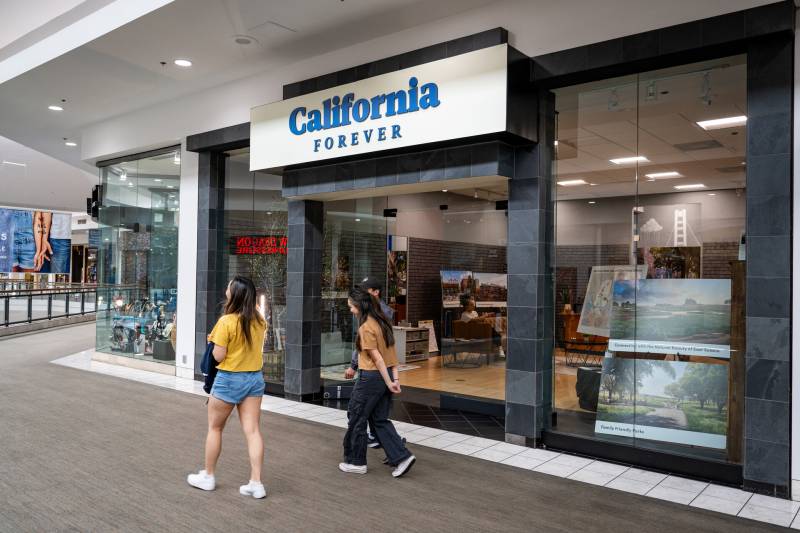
53, 350, 798, 529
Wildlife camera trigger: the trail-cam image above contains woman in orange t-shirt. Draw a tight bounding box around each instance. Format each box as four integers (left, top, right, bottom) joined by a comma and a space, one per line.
339, 286, 416, 478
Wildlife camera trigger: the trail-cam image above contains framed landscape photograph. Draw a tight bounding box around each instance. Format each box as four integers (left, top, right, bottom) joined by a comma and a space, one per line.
608, 278, 732, 359
595, 357, 728, 449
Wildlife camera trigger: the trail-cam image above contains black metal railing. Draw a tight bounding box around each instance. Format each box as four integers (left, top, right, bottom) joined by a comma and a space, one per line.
0, 283, 140, 327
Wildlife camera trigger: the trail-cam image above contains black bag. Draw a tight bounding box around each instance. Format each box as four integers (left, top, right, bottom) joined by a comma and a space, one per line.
200, 341, 218, 394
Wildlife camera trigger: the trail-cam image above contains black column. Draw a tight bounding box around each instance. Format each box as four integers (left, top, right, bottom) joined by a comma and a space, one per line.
742, 32, 793, 497
194, 151, 227, 374
285, 199, 323, 400
505, 90, 555, 443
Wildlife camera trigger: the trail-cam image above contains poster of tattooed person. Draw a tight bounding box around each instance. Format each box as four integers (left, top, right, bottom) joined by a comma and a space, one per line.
0, 208, 72, 273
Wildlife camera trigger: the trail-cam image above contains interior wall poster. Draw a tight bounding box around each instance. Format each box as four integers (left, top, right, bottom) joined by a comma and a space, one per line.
577, 265, 646, 337
0, 208, 72, 273
595, 357, 728, 449
440, 270, 473, 308
473, 272, 507, 308
608, 278, 732, 358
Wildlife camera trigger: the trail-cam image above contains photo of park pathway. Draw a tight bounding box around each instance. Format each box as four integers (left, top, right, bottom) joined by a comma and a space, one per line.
595, 358, 728, 444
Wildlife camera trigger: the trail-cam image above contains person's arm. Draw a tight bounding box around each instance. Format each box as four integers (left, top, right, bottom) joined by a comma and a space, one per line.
367, 348, 400, 392
33, 212, 53, 270
212, 344, 227, 363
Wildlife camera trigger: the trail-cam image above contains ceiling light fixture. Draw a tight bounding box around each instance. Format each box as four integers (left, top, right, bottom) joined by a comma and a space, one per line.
154, 178, 162, 182
707, 193, 716, 196
120, 170, 127, 181
557, 179, 588, 187
354, 218, 361, 222
48, 105, 63, 111
173, 152, 181, 165
645, 171, 682, 180
610, 156, 649, 165
674, 183, 706, 190
441, 189, 448, 193
174, 59, 192, 67
588, 201, 596, 204
65, 141, 77, 147
696, 115, 747, 130
2, 160, 26, 167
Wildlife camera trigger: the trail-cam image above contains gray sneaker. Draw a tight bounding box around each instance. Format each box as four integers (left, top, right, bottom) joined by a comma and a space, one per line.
392, 455, 416, 478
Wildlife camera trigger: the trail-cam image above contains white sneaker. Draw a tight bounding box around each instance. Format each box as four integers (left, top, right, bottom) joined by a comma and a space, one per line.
392, 455, 416, 478
187, 469, 216, 491
239, 480, 267, 499
338, 462, 367, 474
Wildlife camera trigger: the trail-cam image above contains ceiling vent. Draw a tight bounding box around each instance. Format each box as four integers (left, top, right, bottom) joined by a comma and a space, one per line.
673, 140, 723, 152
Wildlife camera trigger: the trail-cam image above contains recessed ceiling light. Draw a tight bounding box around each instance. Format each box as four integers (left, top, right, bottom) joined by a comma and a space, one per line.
48, 105, 63, 111
645, 171, 682, 179
707, 193, 716, 196
167, 185, 175, 189
267, 211, 272, 215
120, 171, 127, 181
127, 182, 134, 187
674, 184, 706, 190
610, 156, 649, 165
174, 59, 192, 67
557, 179, 588, 187
65, 141, 77, 147
588, 201, 596, 204
354, 218, 361, 222
2, 160, 26, 167
154, 178, 162, 182
589, 183, 597, 186
441, 189, 448, 193
697, 115, 747, 130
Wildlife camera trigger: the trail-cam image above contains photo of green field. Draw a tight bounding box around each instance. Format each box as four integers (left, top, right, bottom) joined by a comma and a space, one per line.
609, 279, 731, 346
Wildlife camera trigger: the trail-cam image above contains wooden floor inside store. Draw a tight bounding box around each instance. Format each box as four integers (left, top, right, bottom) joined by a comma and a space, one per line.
396, 351, 595, 408
399, 355, 506, 400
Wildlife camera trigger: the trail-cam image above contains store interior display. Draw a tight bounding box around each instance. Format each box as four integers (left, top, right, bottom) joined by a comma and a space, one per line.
96, 148, 180, 364
552, 54, 746, 462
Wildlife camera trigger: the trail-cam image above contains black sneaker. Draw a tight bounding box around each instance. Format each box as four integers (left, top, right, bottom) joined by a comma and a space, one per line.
367, 437, 382, 449
392, 455, 416, 478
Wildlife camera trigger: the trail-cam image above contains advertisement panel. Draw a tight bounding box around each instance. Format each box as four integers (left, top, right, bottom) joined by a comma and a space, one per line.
608, 278, 732, 359
0, 208, 72, 273
251, 44, 509, 171
595, 357, 728, 449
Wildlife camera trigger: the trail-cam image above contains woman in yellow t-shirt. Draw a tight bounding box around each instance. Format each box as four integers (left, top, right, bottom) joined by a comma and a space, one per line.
187, 276, 268, 499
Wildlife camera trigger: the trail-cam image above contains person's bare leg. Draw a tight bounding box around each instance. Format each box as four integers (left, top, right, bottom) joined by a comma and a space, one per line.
237, 396, 264, 482
205, 397, 234, 475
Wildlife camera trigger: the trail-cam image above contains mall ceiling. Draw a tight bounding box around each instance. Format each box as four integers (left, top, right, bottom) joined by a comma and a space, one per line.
0, 0, 776, 211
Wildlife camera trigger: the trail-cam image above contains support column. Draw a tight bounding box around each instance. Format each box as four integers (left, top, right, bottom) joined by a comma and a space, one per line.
505, 90, 555, 444
285, 200, 323, 400
175, 143, 198, 379
194, 151, 227, 375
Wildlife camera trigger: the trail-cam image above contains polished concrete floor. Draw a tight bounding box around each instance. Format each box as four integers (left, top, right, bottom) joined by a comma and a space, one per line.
0, 323, 787, 532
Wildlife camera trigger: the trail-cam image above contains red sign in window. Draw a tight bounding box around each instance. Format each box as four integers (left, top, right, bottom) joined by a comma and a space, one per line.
230, 235, 287, 255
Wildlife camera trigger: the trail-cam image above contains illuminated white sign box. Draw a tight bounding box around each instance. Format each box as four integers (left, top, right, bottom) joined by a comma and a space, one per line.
250, 44, 532, 172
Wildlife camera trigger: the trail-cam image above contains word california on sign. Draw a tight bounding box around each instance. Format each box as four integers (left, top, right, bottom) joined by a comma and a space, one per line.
251, 44, 509, 171
289, 77, 440, 153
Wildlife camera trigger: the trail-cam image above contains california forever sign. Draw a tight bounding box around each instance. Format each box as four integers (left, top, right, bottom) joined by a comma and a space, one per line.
250, 44, 509, 171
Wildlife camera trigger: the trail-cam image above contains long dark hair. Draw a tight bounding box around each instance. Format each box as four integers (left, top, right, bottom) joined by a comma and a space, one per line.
349, 285, 394, 350
223, 275, 264, 347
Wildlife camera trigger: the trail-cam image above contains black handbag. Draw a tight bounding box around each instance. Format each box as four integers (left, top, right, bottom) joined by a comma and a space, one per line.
200, 341, 218, 394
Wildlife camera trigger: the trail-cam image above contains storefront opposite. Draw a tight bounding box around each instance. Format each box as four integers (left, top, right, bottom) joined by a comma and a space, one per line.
188, 2, 795, 498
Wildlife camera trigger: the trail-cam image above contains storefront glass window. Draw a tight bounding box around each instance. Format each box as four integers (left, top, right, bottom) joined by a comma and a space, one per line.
96, 148, 180, 364
321, 186, 508, 417
223, 149, 287, 385
553, 55, 746, 463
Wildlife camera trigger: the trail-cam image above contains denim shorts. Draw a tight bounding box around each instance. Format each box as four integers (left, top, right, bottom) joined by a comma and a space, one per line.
13, 231, 35, 270
211, 370, 265, 405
